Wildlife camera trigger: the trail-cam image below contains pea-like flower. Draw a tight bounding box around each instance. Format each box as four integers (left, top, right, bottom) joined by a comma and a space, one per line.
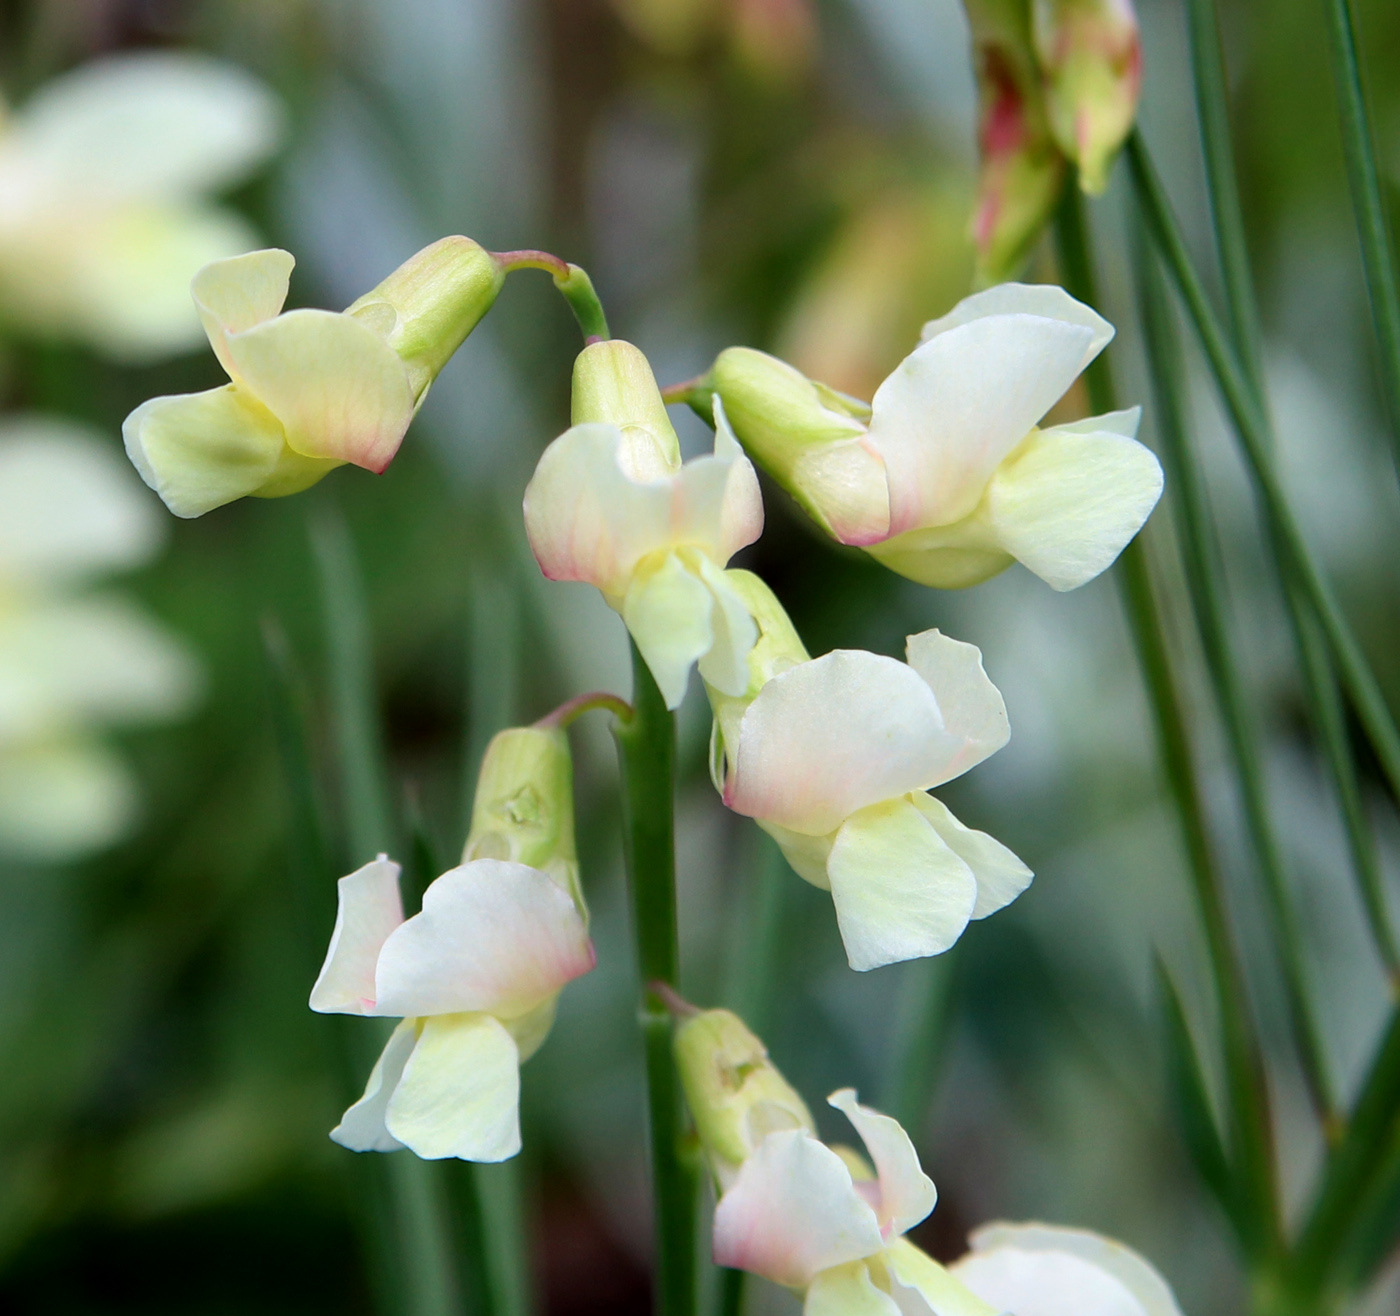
0, 416, 199, 859
951, 1222, 1184, 1316
707, 572, 1030, 971
710, 283, 1162, 592
524, 339, 764, 710
125, 237, 505, 518
311, 726, 594, 1161
0, 53, 280, 359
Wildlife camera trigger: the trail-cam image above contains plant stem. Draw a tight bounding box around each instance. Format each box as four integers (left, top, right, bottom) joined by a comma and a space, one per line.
1319, 0, 1400, 470
613, 641, 698, 1316
311, 509, 466, 1316
1054, 190, 1280, 1258
1126, 132, 1400, 812
1133, 213, 1337, 1125
495, 250, 611, 342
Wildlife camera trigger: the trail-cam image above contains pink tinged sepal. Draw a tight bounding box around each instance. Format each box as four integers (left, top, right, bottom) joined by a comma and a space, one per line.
712, 1128, 885, 1288
372, 858, 595, 1020
827, 1090, 936, 1237
309, 855, 405, 1015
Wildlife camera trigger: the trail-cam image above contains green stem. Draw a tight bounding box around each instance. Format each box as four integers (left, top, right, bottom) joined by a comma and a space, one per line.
883, 954, 957, 1136
1054, 190, 1280, 1258
720, 831, 789, 1035
310, 509, 467, 1316
1133, 214, 1337, 1125
1319, 0, 1400, 468
1127, 132, 1400, 813
535, 690, 634, 730
613, 642, 698, 1316
495, 250, 611, 342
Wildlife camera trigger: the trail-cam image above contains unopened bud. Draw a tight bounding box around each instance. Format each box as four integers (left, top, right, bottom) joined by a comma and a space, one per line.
464, 726, 582, 911
964, 0, 1067, 282
346, 236, 505, 398
710, 347, 889, 545
1032, 0, 1141, 195
674, 1008, 815, 1185
571, 339, 682, 474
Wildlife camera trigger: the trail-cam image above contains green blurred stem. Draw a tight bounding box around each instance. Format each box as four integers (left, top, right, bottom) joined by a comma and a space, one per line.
1133, 218, 1337, 1125
495, 250, 611, 342
1320, 0, 1400, 466
883, 955, 957, 1136
1185, 0, 1398, 985
720, 830, 789, 1034
1054, 189, 1280, 1258
1126, 133, 1400, 813
613, 642, 698, 1316
311, 510, 467, 1316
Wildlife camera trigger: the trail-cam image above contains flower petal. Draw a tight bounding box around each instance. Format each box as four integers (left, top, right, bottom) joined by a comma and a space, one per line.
123, 384, 286, 518
727, 650, 962, 837
907, 794, 1032, 920
920, 284, 1113, 368
867, 315, 1098, 534
523, 423, 673, 597
223, 308, 415, 472
191, 249, 294, 375
309, 856, 405, 1015
386, 1012, 522, 1162
695, 556, 759, 700
903, 630, 1009, 784
711, 397, 767, 559
826, 798, 977, 971
0, 739, 135, 861
0, 417, 163, 582
373, 859, 595, 1019
986, 416, 1164, 591
1, 52, 280, 200
828, 1091, 936, 1237
713, 1129, 885, 1287
953, 1223, 1184, 1316
622, 552, 715, 710
883, 1239, 1000, 1316
806, 1262, 901, 1316
330, 1017, 416, 1153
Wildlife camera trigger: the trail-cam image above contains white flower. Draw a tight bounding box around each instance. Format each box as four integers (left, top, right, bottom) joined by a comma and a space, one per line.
0, 53, 280, 359
715, 622, 1031, 970
524, 341, 764, 710
951, 1222, 1185, 1316
0, 416, 200, 859
310, 855, 595, 1161
714, 284, 1163, 591
713, 1089, 996, 1316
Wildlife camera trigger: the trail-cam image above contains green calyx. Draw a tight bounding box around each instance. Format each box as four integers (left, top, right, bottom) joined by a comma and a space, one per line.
463, 725, 584, 913
346, 235, 505, 399
571, 339, 682, 468
673, 1008, 815, 1182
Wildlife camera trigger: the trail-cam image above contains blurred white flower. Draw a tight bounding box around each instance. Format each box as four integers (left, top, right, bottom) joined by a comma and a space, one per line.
0, 416, 200, 859
0, 52, 280, 359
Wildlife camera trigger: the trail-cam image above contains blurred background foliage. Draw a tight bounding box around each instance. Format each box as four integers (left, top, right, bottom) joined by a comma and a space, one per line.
0, 0, 1398, 1312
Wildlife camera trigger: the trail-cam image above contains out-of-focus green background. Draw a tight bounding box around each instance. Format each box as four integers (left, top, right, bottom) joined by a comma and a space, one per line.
1, 0, 1399, 1312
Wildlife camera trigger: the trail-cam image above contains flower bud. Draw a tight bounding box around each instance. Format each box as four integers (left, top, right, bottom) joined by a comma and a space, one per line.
964, 0, 1067, 282
1032, 0, 1141, 195
673, 1008, 815, 1186
710, 347, 889, 545
570, 339, 682, 473
345, 236, 505, 399
463, 726, 582, 913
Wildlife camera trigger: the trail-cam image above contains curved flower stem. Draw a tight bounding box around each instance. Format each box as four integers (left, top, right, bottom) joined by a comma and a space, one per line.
1054, 191, 1281, 1260
494, 250, 611, 342
1319, 0, 1400, 472
535, 690, 634, 729
613, 642, 698, 1316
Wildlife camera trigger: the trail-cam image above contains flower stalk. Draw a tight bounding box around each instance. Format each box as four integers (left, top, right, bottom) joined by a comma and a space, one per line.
495, 250, 611, 342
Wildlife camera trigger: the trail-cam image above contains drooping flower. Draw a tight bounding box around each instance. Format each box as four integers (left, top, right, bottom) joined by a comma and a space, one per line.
124, 238, 505, 518
0, 52, 280, 359
710, 283, 1163, 592
706, 571, 1030, 971
951, 1222, 1185, 1316
311, 726, 594, 1161
523, 339, 764, 710
0, 416, 200, 859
